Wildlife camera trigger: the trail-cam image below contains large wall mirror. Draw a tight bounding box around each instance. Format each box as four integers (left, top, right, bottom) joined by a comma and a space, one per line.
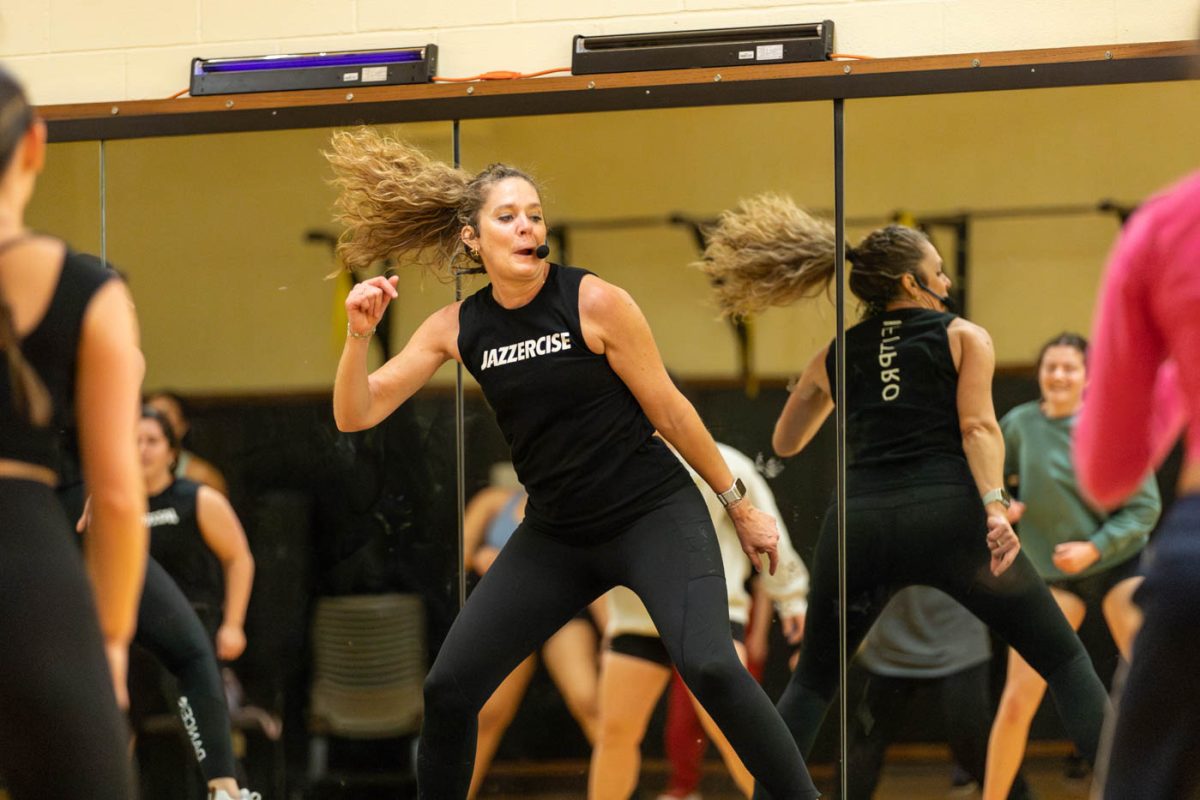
101, 122, 460, 796
838, 78, 1199, 799
32, 44, 1197, 798
457, 100, 839, 796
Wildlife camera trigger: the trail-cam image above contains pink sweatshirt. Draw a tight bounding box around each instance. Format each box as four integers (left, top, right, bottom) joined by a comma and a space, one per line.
1074, 170, 1200, 509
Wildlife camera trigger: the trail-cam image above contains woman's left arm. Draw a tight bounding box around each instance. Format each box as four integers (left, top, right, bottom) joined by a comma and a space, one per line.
196, 485, 256, 661
579, 276, 780, 573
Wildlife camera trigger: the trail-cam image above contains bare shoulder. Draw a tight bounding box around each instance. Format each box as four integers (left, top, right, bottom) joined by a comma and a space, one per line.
948, 317, 993, 347
578, 274, 635, 318
422, 300, 464, 351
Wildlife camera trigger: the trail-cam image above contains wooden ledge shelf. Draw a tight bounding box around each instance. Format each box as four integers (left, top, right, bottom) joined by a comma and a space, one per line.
40, 40, 1199, 142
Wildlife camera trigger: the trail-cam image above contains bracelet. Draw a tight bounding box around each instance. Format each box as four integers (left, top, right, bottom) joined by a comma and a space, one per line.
347, 322, 376, 339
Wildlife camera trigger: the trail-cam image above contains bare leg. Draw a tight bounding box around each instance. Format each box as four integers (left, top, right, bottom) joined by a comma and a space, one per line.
542, 618, 601, 743
1102, 576, 1144, 660
983, 587, 1087, 800
588, 651, 672, 800
467, 655, 538, 800
689, 641, 754, 797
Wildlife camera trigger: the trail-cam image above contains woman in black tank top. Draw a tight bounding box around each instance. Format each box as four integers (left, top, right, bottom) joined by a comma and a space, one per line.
701, 195, 1109, 799
139, 407, 255, 659
0, 66, 145, 799
327, 130, 817, 799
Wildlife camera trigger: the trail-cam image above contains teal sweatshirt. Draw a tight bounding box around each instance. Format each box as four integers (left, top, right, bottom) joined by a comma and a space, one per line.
1001, 400, 1160, 581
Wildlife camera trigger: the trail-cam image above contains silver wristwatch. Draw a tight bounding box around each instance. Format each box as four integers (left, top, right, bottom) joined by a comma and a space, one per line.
981, 487, 1012, 509
717, 478, 747, 508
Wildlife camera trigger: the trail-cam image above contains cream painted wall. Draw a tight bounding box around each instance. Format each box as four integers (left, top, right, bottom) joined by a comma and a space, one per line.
1, 1, 1197, 104
23, 79, 1199, 392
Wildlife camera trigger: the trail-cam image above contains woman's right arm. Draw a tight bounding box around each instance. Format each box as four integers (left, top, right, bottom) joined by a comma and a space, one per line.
333, 276, 460, 431
76, 280, 148, 699
952, 320, 1020, 575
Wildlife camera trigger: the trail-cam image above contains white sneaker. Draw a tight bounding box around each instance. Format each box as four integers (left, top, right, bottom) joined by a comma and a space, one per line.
208, 790, 261, 800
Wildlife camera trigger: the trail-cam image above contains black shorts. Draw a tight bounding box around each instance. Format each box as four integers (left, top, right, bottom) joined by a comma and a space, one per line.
609, 622, 746, 667
1048, 552, 1143, 608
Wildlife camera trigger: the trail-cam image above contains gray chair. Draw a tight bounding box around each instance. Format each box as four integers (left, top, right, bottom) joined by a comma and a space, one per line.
306, 593, 426, 790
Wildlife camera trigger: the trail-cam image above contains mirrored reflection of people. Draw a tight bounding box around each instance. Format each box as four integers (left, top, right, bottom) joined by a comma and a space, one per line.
146, 389, 229, 495
697, 195, 1109, 800
846, 586, 1032, 800
139, 406, 255, 660
1074, 163, 1200, 799
591, 441, 809, 800
326, 130, 817, 799
463, 463, 600, 799
0, 64, 146, 800
983, 333, 1159, 800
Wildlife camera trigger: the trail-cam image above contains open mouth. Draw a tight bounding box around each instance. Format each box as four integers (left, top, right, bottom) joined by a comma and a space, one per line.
515, 247, 535, 257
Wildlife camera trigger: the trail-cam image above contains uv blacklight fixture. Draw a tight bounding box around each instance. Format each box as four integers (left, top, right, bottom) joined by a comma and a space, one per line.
571, 21, 833, 75
190, 45, 438, 96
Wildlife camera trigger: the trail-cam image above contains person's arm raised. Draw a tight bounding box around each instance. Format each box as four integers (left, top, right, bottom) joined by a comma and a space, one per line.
579, 276, 780, 574
334, 275, 460, 431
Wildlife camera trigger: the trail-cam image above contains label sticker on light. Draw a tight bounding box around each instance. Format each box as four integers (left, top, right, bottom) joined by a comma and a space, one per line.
362, 66, 388, 82
738, 50, 754, 60
343, 72, 360, 82
756, 43, 784, 60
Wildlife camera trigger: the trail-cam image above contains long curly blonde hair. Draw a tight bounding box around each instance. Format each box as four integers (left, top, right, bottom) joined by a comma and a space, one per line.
325, 128, 538, 276
697, 193, 931, 319
696, 193, 838, 319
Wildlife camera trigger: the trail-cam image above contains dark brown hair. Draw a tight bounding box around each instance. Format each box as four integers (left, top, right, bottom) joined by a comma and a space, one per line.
0, 65, 49, 426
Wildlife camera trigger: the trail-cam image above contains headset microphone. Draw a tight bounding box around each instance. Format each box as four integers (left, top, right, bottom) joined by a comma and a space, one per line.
535, 242, 550, 259
914, 276, 959, 314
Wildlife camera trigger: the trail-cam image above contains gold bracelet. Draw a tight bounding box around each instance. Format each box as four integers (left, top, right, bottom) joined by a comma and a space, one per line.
347, 322, 376, 339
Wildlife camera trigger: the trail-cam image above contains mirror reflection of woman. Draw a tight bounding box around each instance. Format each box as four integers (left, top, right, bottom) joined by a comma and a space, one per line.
461, 465, 600, 800
131, 406, 258, 800
0, 64, 145, 800
138, 406, 255, 661
983, 334, 1158, 800
327, 130, 817, 800
698, 195, 1110, 800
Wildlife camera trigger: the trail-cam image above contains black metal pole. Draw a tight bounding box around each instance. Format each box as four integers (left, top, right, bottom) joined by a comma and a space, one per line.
453, 119, 467, 614
833, 96, 848, 798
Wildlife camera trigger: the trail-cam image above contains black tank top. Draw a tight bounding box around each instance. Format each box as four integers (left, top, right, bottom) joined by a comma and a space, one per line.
0, 249, 113, 472
825, 307, 971, 493
458, 264, 691, 541
147, 478, 224, 620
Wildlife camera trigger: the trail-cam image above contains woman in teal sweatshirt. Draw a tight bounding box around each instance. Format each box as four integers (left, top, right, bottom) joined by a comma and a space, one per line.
982, 332, 1161, 800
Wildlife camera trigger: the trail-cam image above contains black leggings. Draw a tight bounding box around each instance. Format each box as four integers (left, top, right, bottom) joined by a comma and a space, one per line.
757, 482, 1107, 798
134, 556, 237, 782
1099, 494, 1200, 799
0, 480, 134, 799
417, 484, 818, 799
843, 662, 1032, 800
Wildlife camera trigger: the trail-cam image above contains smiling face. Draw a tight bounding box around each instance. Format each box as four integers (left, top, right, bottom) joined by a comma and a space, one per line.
1038, 343, 1087, 415
461, 176, 547, 282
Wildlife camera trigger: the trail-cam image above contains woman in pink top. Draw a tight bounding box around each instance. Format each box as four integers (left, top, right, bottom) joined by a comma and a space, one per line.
1075, 169, 1200, 800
